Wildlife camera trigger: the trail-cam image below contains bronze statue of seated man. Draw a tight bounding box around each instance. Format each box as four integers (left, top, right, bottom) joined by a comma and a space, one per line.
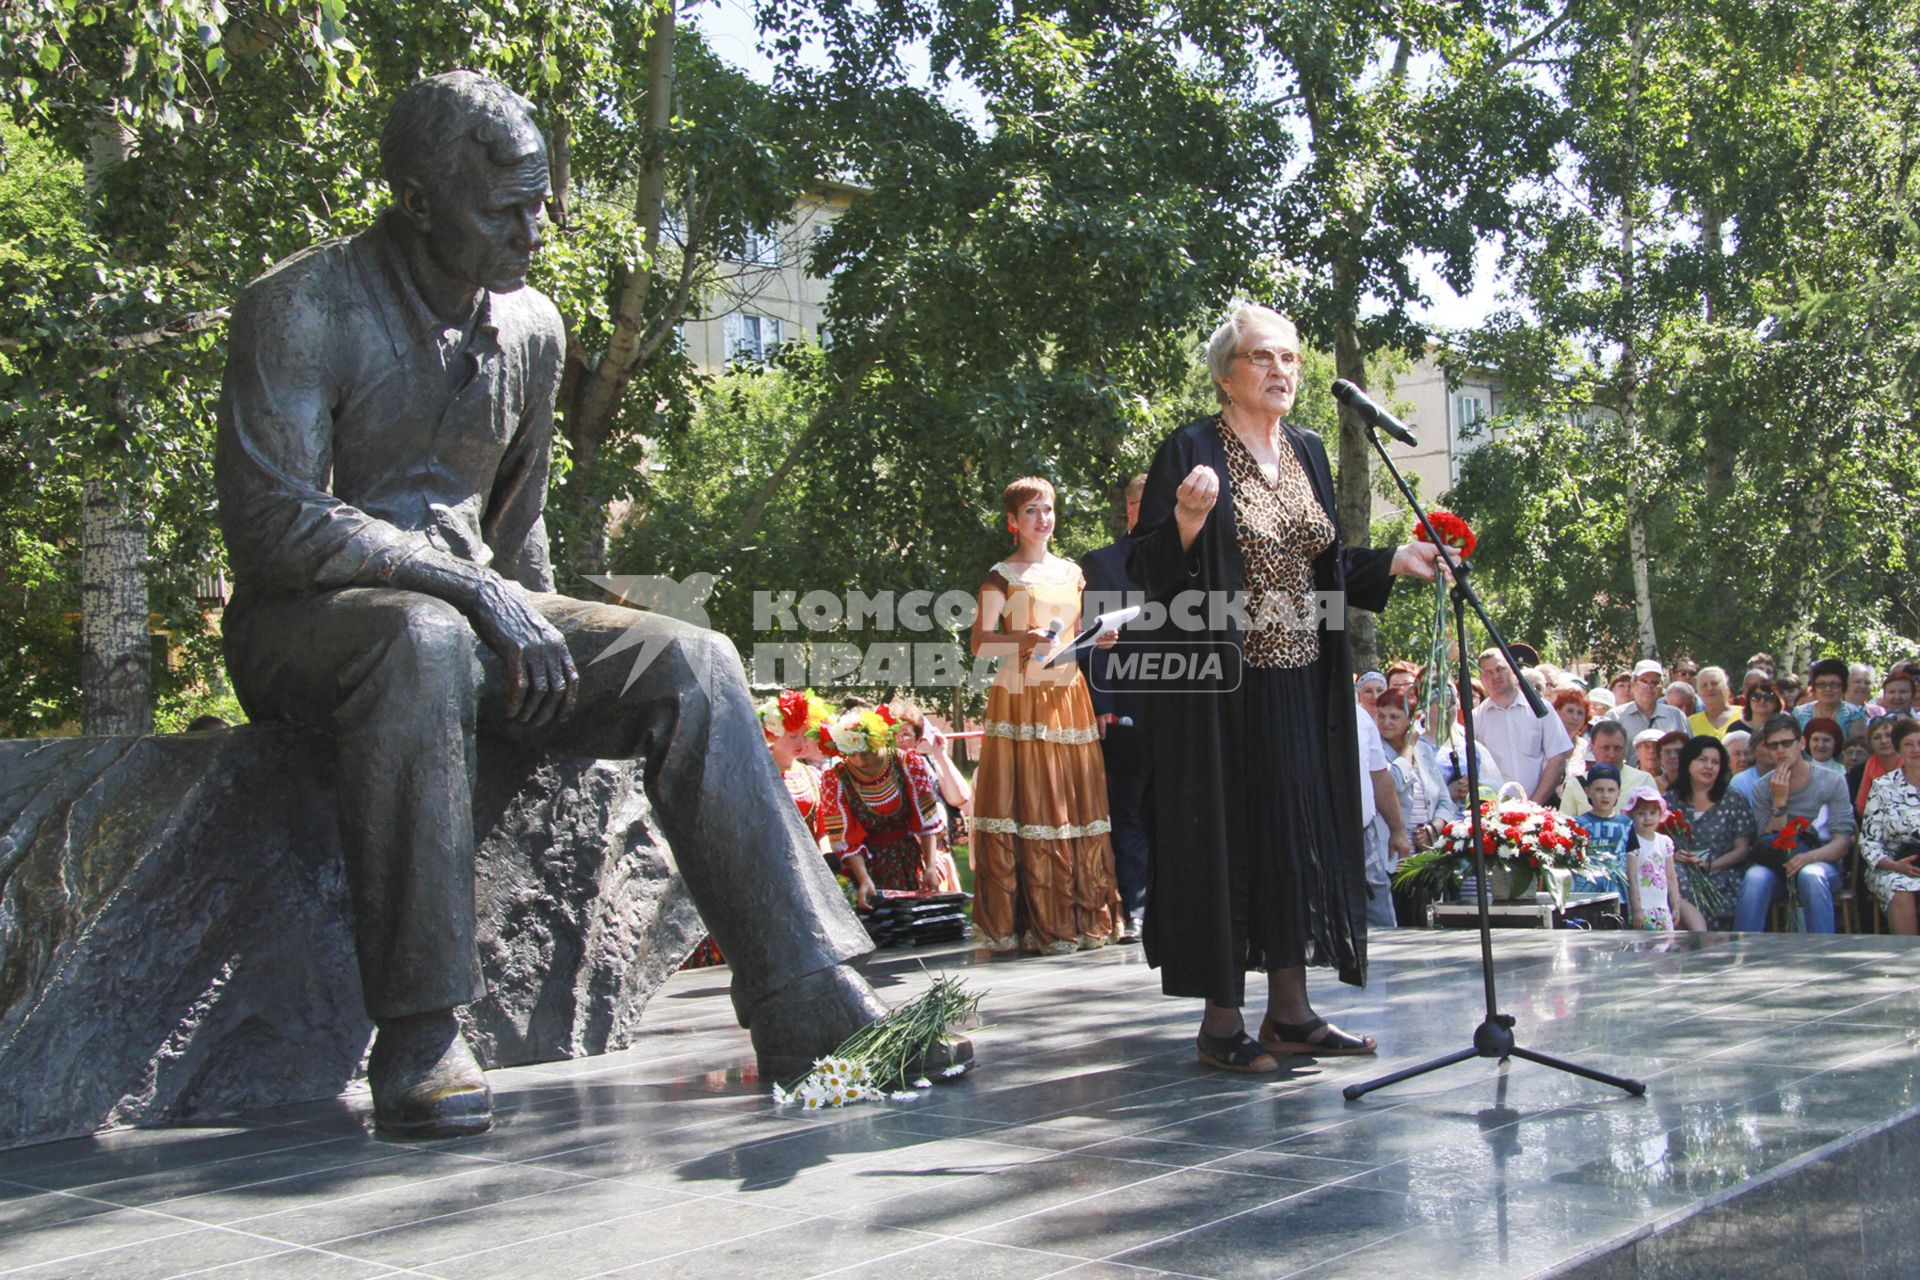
214, 70, 963, 1137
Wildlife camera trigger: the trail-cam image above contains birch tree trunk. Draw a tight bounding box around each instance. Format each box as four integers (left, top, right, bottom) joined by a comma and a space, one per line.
79, 93, 152, 735
1780, 492, 1827, 671
80, 475, 151, 736
1333, 317, 1378, 672
556, 2, 677, 580
1619, 15, 1659, 660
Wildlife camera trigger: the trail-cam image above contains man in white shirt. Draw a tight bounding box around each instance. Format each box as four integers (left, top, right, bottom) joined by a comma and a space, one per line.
1356, 691, 1408, 928
1472, 647, 1573, 804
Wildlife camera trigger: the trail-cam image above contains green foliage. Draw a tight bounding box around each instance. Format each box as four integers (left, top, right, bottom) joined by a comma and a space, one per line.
1443, 0, 1920, 672
154, 686, 246, 734
0, 2, 789, 729
4, 0, 1917, 736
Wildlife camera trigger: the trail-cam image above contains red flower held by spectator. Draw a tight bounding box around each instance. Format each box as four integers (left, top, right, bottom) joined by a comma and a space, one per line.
1771, 816, 1813, 853
1659, 812, 1695, 853
1416, 509, 1477, 559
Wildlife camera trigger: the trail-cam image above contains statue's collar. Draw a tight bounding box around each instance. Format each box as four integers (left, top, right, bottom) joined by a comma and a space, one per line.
361, 213, 499, 358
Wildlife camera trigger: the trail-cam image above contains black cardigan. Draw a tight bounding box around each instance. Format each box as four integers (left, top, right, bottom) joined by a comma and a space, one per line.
1126, 414, 1394, 996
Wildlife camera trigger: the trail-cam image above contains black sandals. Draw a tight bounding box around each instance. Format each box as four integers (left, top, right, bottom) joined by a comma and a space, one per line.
1196, 1028, 1281, 1073
1259, 1016, 1377, 1057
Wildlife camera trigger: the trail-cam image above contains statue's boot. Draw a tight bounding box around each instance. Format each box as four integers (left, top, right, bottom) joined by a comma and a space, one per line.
369, 1010, 492, 1139
747, 964, 975, 1084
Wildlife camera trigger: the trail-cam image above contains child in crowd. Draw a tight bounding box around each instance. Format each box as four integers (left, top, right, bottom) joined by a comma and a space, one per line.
1572, 764, 1632, 896
1623, 786, 1683, 932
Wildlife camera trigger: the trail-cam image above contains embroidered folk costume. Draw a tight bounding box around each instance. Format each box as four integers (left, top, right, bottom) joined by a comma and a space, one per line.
759, 688, 834, 835
971, 556, 1122, 953
817, 710, 948, 894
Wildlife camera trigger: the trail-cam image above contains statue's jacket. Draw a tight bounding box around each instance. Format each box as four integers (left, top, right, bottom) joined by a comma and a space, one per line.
215, 211, 565, 611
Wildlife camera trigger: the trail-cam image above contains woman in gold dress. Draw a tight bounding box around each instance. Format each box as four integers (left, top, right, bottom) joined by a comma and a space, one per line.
969, 476, 1123, 953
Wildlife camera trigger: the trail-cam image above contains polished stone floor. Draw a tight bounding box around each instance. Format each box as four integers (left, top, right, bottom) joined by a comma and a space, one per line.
4, 929, 1919, 1279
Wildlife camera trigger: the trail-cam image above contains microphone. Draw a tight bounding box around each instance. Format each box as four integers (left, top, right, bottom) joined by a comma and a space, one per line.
1331, 379, 1419, 448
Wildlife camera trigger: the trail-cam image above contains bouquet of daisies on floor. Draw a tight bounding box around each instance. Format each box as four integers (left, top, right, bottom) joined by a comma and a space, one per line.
773, 974, 983, 1110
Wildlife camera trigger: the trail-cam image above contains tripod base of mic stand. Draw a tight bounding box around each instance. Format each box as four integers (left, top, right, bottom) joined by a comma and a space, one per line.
1341, 1014, 1647, 1102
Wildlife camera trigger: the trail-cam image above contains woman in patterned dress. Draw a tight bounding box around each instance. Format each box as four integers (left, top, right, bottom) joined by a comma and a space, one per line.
1860, 718, 1920, 935
969, 477, 1124, 954
1127, 304, 1447, 1072
1664, 734, 1755, 931
816, 708, 948, 908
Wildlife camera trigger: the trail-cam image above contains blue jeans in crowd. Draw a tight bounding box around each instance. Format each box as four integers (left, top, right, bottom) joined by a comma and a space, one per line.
1364, 814, 1397, 928
1733, 861, 1841, 933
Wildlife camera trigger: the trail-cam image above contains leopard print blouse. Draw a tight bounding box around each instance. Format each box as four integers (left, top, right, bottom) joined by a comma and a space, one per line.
1219, 417, 1334, 669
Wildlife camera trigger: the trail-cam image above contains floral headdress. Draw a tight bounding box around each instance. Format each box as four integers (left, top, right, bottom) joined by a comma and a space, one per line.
759, 688, 834, 739
823, 705, 896, 756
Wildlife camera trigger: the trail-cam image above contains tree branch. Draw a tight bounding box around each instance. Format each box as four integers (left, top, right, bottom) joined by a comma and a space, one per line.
1490, 2, 1575, 74
723, 304, 904, 553
105, 307, 230, 351
633, 201, 711, 367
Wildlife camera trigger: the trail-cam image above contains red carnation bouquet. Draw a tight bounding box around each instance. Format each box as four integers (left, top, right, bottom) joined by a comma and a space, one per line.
1772, 816, 1814, 851
1753, 815, 1817, 872
1659, 810, 1724, 920
1762, 816, 1819, 932
1415, 511, 1476, 731
1416, 509, 1477, 560
1394, 796, 1609, 902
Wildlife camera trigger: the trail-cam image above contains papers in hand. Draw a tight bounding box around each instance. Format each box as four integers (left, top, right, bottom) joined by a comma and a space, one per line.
1044, 606, 1143, 667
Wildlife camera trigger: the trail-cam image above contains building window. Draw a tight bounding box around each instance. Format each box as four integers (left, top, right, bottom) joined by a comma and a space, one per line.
736, 229, 781, 267
724, 313, 784, 363
1454, 392, 1488, 435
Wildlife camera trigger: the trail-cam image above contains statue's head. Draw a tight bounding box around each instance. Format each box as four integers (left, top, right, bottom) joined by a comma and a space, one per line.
381, 70, 549, 294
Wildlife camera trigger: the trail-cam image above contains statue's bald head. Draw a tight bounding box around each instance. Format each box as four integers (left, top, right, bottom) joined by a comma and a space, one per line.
381, 70, 544, 202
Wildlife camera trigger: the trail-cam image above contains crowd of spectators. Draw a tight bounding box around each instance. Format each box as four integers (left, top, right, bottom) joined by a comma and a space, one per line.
748, 646, 1920, 953
1359, 649, 1920, 937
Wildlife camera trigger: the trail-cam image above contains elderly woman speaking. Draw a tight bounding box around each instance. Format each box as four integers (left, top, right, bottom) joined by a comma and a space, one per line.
1128, 304, 1446, 1072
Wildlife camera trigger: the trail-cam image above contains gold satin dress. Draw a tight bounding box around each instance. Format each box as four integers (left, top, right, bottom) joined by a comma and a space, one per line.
970, 557, 1121, 952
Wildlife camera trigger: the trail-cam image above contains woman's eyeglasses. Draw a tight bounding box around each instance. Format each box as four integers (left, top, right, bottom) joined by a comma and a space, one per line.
1234, 347, 1302, 371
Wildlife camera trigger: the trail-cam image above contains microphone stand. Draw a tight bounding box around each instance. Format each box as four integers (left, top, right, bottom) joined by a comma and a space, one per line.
1341, 417, 1645, 1104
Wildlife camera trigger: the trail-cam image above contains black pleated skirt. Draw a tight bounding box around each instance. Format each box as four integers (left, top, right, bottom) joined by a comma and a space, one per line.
1221, 662, 1344, 991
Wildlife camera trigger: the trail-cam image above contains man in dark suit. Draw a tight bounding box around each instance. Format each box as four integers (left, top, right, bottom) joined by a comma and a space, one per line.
1079, 474, 1151, 941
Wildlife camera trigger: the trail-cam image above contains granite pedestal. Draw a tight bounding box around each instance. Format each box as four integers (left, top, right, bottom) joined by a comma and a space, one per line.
0, 727, 704, 1149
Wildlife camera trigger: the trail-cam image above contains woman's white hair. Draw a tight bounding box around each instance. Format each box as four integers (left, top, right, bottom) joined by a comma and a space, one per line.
1205, 304, 1298, 404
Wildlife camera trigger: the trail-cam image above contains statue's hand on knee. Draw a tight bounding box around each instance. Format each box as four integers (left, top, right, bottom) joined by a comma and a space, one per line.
469, 576, 578, 725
